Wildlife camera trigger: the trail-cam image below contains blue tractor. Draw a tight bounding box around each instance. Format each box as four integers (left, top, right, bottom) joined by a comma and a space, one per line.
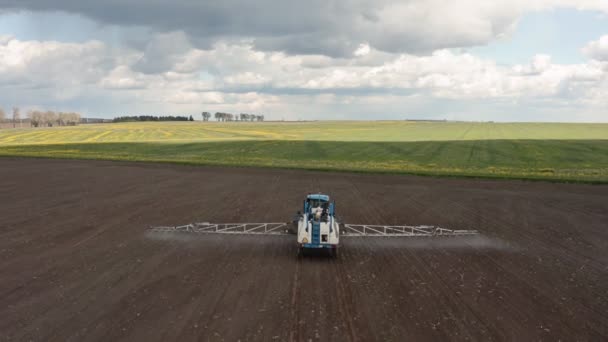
295, 194, 340, 256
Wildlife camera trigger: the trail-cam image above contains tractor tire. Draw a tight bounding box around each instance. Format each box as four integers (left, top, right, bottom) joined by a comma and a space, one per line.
330, 248, 338, 258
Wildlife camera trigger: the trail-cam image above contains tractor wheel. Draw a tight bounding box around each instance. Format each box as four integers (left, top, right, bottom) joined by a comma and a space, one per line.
330, 248, 338, 258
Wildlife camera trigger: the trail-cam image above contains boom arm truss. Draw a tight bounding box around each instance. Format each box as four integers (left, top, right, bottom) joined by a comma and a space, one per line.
148, 222, 478, 237
148, 222, 291, 235
341, 224, 477, 237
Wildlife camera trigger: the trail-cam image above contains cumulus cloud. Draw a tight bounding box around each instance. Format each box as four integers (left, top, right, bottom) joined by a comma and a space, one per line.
1, 34, 606, 110
583, 35, 608, 61
0, 36, 113, 88
100, 66, 147, 90
166, 42, 606, 103
1, 0, 607, 56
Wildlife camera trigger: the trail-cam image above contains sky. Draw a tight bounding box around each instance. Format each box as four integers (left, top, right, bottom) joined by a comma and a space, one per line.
0, 1, 607, 122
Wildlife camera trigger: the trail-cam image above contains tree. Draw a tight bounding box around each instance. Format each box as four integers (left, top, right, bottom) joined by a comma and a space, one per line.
57, 112, 65, 126
189, 115, 194, 121
12, 107, 20, 128
34, 111, 43, 127
0, 107, 5, 128
66, 112, 81, 125
215, 112, 229, 121
202, 112, 211, 121
58, 112, 76, 126
28, 110, 39, 127
45, 111, 57, 127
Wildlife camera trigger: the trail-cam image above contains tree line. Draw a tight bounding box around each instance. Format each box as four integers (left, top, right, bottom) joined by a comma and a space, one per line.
113, 115, 194, 122
201, 112, 264, 122
0, 107, 265, 127
0, 107, 81, 128
28, 110, 81, 127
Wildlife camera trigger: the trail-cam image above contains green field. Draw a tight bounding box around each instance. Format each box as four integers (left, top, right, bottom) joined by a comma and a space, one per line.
1, 121, 607, 182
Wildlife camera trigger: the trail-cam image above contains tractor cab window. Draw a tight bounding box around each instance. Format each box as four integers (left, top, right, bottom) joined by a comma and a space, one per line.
307, 199, 328, 209
307, 199, 330, 222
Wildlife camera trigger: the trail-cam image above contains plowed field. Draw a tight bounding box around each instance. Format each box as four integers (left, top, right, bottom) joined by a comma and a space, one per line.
1, 158, 607, 341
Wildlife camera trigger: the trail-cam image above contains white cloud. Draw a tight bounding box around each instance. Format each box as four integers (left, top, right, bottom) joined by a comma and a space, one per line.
583, 35, 608, 61
0, 33, 606, 121
354, 44, 371, 57
224, 72, 270, 87
0, 36, 111, 88
100, 66, 146, 89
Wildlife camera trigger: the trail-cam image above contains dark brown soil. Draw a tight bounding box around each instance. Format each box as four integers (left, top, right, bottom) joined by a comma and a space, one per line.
1, 158, 607, 341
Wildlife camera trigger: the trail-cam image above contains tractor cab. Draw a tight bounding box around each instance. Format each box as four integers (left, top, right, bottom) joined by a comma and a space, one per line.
297, 194, 339, 255
304, 194, 334, 222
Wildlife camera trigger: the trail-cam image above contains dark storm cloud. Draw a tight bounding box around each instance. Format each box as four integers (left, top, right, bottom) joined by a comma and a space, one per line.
0, 0, 523, 57
0, 1, 348, 53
